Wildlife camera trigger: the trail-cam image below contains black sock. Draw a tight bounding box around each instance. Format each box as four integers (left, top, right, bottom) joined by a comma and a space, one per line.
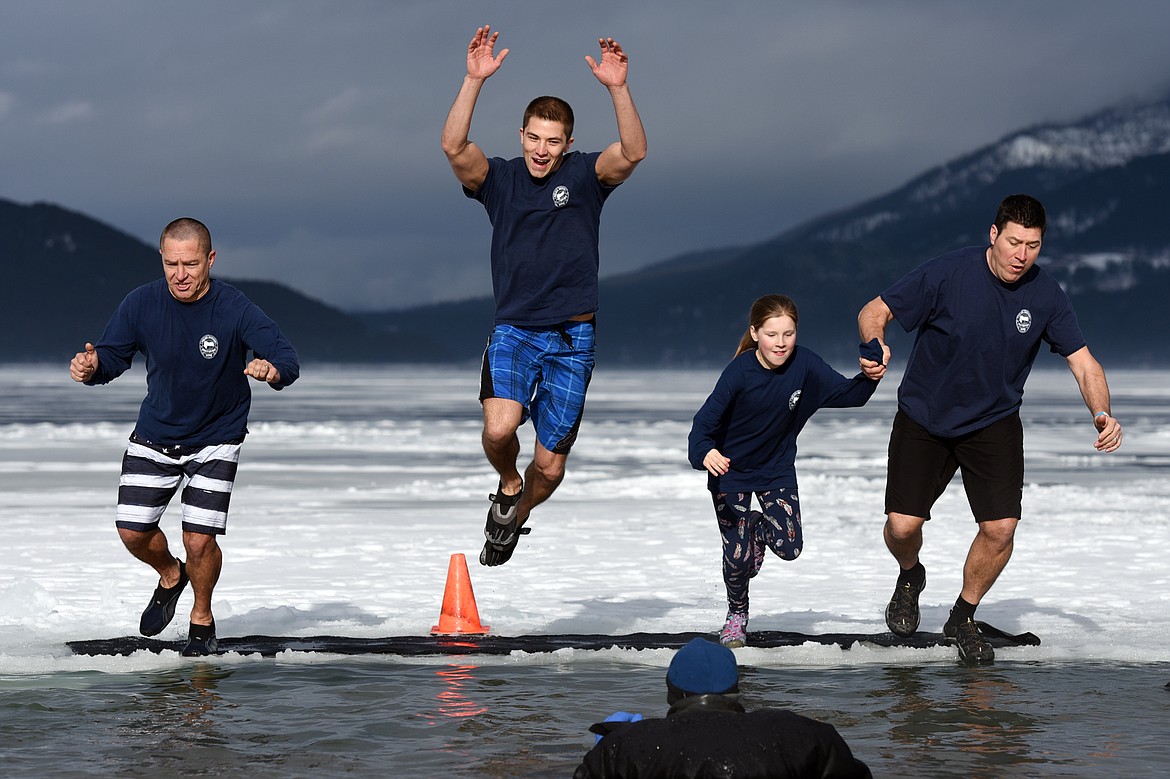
897, 562, 925, 587
189, 621, 216, 640
950, 596, 977, 623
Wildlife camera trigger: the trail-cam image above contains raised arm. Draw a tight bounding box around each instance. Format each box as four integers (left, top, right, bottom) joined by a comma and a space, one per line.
441, 25, 509, 192
857, 295, 893, 379
1065, 345, 1122, 452
588, 37, 647, 186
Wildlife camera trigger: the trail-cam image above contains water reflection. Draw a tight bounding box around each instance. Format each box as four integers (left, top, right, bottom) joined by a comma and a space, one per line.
431, 664, 488, 721
870, 665, 1051, 777
129, 665, 232, 737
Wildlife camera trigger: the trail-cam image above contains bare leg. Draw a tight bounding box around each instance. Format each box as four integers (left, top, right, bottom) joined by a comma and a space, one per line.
883, 512, 929, 636
884, 512, 926, 569
183, 531, 222, 626
515, 441, 568, 527
118, 527, 182, 588
482, 397, 524, 497
960, 517, 1017, 605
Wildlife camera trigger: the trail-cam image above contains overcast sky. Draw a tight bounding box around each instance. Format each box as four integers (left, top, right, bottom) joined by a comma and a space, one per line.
3, 1, 1169, 312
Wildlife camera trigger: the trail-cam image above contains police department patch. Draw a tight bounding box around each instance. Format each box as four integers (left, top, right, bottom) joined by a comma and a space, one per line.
199, 334, 219, 359
1015, 309, 1033, 334
552, 185, 569, 208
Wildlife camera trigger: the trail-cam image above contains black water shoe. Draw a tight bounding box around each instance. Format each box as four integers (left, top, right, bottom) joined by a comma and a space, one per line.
943, 614, 995, 664
480, 483, 529, 567
181, 621, 218, 657
139, 561, 188, 637
885, 566, 925, 637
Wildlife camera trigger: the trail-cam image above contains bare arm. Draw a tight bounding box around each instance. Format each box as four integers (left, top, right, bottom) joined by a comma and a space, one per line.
441, 26, 509, 192
857, 295, 893, 379
1065, 345, 1122, 452
588, 37, 647, 186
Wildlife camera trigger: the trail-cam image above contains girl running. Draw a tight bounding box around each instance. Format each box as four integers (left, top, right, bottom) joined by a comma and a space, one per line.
688, 294, 884, 647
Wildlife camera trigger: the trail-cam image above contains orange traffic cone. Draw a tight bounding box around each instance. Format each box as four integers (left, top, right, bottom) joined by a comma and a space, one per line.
431, 553, 490, 635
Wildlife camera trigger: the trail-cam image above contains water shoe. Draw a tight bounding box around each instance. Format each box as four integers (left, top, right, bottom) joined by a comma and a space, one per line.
139, 561, 188, 637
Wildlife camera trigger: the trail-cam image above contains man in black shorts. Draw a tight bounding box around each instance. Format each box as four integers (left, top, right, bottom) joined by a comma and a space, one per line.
857, 194, 1123, 663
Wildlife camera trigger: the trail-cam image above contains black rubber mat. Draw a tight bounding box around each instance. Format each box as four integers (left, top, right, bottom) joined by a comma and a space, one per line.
66, 622, 1039, 658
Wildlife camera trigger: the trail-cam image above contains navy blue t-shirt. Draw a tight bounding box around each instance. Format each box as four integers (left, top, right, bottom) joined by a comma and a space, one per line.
688, 347, 878, 492
882, 245, 1086, 438
87, 278, 300, 447
466, 151, 617, 326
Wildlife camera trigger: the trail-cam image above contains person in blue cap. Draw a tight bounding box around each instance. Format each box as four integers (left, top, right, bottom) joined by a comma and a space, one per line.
574, 638, 872, 778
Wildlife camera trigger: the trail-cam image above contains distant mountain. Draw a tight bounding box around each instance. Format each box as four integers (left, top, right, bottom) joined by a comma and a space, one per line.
0, 200, 446, 363
6, 94, 1167, 368
364, 95, 1170, 367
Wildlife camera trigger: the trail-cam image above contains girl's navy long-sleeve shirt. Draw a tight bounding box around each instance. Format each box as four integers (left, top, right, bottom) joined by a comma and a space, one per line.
688, 347, 877, 493
87, 278, 299, 447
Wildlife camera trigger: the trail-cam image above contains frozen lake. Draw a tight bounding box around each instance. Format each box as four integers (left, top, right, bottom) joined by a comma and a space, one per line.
2, 363, 1168, 776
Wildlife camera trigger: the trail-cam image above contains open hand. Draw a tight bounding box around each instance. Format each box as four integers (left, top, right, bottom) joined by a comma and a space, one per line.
466, 25, 509, 80
585, 37, 629, 88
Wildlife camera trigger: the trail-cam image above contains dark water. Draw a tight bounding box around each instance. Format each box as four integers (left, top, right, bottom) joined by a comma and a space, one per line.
3, 658, 1168, 777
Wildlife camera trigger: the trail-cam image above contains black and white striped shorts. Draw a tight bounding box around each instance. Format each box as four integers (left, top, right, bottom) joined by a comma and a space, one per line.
115, 432, 242, 535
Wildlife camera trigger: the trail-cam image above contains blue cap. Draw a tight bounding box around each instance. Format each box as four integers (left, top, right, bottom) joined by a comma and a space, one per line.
666, 638, 739, 695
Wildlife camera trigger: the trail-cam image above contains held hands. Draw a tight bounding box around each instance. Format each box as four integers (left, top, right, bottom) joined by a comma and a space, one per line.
244, 358, 282, 385
1093, 412, 1123, 453
585, 37, 630, 88
858, 357, 888, 381
858, 338, 889, 381
466, 25, 509, 80
703, 448, 731, 477
70, 342, 98, 382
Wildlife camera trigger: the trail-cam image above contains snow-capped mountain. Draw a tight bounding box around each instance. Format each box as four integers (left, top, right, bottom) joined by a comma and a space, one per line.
362, 93, 1170, 365
5, 94, 1167, 364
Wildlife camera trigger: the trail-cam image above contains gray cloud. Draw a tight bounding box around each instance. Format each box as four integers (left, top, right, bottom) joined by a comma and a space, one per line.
3, 1, 1169, 311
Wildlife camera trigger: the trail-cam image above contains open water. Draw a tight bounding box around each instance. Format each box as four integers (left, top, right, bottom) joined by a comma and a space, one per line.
4, 658, 1169, 777
2, 365, 1169, 777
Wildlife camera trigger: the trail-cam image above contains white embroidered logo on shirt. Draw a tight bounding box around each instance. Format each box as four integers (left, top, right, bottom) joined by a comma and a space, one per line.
789, 390, 801, 410
552, 185, 570, 208
199, 334, 219, 359
1015, 309, 1033, 334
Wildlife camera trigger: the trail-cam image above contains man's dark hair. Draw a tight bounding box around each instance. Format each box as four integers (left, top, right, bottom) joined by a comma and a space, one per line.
523, 96, 574, 139
160, 217, 213, 255
994, 194, 1046, 236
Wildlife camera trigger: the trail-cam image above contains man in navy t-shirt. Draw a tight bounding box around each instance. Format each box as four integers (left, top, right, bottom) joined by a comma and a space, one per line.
70, 217, 299, 656
441, 25, 647, 567
857, 194, 1124, 663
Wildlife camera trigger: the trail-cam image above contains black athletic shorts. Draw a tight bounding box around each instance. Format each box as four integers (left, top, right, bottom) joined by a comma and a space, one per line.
884, 409, 1023, 522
